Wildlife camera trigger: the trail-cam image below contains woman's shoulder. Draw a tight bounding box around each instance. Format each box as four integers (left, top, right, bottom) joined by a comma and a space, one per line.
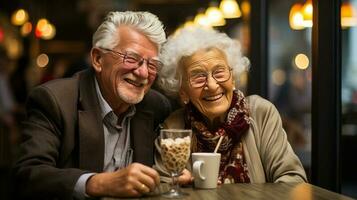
246, 95, 277, 114
162, 108, 185, 129
246, 95, 281, 124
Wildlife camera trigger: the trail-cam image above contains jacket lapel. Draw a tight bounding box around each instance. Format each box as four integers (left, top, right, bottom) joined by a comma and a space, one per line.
77, 69, 104, 172
131, 110, 155, 166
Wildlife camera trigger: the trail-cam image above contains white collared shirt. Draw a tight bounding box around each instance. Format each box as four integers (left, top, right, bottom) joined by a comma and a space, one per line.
94, 77, 136, 171
74, 76, 136, 199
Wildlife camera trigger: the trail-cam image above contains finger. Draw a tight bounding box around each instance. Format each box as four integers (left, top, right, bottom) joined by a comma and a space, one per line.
125, 189, 141, 197
178, 169, 193, 185
137, 164, 160, 185
135, 182, 150, 194
136, 172, 158, 192
127, 163, 159, 191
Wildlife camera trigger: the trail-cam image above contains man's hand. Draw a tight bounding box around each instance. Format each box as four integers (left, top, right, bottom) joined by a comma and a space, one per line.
86, 163, 160, 197
178, 169, 193, 185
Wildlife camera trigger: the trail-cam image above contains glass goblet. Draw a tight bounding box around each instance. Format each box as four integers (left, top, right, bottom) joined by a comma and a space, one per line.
160, 129, 192, 198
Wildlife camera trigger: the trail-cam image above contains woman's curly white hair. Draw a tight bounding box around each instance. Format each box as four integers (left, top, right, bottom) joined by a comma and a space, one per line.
157, 27, 250, 98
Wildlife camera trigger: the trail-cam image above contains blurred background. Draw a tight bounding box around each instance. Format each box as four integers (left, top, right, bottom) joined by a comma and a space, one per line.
0, 0, 356, 199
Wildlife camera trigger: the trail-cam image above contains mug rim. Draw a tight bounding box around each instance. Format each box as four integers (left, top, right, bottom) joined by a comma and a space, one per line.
192, 152, 221, 156
160, 129, 192, 133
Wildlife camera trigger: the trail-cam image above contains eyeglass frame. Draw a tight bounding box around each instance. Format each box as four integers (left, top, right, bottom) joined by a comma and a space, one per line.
98, 47, 163, 75
188, 67, 233, 89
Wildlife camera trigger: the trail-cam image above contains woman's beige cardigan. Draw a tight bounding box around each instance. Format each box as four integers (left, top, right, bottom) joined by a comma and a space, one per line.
154, 95, 307, 183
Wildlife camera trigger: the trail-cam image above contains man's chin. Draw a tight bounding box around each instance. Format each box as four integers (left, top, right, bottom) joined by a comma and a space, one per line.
119, 92, 145, 104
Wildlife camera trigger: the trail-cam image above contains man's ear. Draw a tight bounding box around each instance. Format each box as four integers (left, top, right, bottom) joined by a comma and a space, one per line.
91, 48, 103, 73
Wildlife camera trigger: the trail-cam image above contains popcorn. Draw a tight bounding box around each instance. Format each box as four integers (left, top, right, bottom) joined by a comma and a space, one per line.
161, 136, 191, 173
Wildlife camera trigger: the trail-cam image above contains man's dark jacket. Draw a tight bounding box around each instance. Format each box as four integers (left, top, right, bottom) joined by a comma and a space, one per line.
13, 69, 172, 199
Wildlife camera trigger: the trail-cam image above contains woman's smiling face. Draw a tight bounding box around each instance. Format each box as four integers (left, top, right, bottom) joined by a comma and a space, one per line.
180, 48, 235, 123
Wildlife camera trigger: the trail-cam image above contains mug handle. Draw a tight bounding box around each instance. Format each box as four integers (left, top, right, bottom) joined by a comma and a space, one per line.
193, 160, 206, 180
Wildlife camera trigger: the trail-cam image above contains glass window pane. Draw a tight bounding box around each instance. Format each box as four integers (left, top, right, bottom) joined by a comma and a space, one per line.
341, 0, 357, 198
268, 0, 312, 179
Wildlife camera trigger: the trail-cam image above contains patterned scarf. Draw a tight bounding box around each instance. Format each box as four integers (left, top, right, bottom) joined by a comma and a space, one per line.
185, 90, 251, 183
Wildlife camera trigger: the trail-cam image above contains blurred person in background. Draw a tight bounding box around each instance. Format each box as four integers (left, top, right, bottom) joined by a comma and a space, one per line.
154, 27, 307, 184
0, 47, 16, 130
0, 46, 18, 152
13, 11, 171, 199
0, 46, 17, 200
63, 48, 91, 78
40, 58, 69, 84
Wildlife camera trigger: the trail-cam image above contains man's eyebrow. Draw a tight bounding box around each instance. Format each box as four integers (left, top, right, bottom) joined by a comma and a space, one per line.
125, 50, 160, 60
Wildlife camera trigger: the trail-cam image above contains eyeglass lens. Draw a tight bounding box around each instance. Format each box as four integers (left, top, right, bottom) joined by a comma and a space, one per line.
189, 67, 231, 88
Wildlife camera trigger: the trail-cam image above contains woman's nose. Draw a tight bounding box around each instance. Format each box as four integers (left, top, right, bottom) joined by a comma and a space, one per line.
204, 75, 219, 90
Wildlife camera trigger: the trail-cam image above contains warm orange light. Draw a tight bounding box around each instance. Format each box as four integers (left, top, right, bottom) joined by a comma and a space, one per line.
35, 27, 42, 38
184, 20, 195, 28
21, 22, 32, 36
0, 27, 4, 43
8, 38, 21, 59
289, 3, 305, 30
341, 2, 357, 28
219, 0, 242, 19
35, 19, 56, 40
194, 12, 211, 27
295, 53, 309, 70
272, 69, 286, 86
206, 5, 226, 26
302, 0, 313, 27
36, 18, 49, 32
241, 1, 250, 17
41, 23, 56, 40
37, 53, 49, 68
11, 9, 29, 26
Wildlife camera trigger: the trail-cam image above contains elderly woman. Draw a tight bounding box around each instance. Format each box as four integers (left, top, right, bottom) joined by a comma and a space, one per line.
154, 27, 307, 184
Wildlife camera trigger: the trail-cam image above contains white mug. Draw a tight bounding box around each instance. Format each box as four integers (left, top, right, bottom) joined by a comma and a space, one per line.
192, 152, 221, 189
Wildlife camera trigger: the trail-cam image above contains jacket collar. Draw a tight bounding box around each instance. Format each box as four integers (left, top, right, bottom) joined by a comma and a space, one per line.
130, 109, 155, 166
77, 69, 104, 172
77, 69, 155, 170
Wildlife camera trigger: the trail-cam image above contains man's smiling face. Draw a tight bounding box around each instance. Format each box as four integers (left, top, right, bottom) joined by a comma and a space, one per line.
94, 25, 159, 109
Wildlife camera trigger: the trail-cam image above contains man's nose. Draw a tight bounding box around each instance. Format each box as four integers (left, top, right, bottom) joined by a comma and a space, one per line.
133, 61, 149, 79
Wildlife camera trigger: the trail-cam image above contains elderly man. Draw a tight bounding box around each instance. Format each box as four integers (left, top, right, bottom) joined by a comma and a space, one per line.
14, 11, 171, 199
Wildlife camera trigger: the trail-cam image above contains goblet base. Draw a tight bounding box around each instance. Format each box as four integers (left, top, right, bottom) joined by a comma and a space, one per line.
161, 188, 189, 198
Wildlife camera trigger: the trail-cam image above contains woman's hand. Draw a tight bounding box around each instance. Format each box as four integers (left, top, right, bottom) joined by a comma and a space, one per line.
178, 169, 193, 185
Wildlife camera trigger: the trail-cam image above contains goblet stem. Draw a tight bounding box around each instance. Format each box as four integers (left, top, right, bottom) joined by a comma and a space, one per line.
170, 173, 180, 195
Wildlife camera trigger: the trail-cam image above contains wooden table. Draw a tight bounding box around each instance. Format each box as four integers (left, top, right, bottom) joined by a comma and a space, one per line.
103, 182, 354, 200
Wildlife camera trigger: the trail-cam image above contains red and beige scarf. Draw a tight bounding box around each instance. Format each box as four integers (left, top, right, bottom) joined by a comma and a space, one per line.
185, 90, 251, 183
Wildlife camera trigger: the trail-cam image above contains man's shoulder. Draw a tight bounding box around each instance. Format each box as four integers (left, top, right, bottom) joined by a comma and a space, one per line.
136, 89, 172, 123
30, 69, 89, 98
27, 69, 92, 111
138, 89, 170, 108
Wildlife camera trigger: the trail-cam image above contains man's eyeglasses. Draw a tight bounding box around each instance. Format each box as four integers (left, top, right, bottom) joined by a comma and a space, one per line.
188, 67, 232, 88
99, 48, 163, 75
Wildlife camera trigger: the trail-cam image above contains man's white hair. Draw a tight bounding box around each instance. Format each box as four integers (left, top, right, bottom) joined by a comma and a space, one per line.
92, 11, 166, 50
157, 27, 250, 98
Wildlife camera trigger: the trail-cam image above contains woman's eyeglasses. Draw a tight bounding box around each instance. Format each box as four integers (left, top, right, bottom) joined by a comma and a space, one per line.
188, 67, 232, 88
99, 48, 163, 75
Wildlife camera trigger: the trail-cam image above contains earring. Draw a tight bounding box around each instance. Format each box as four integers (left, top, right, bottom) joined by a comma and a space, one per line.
183, 100, 189, 105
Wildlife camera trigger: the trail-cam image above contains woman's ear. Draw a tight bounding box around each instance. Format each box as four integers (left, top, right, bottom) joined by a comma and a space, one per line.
179, 88, 190, 105
91, 48, 103, 73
